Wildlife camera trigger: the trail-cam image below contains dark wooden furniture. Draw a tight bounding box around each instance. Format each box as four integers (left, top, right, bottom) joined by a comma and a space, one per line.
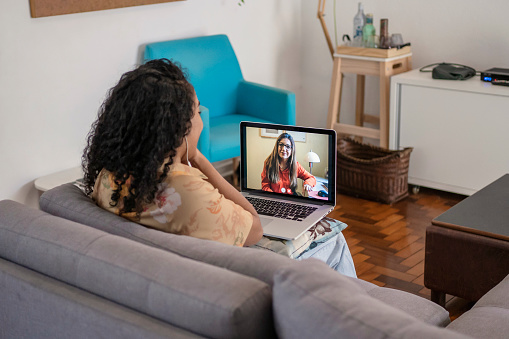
424, 174, 509, 306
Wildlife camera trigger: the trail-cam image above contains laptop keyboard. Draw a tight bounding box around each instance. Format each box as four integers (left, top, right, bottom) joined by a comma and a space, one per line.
246, 196, 317, 221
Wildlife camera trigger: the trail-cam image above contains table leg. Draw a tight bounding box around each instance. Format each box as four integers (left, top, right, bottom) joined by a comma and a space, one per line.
379, 62, 391, 148
327, 56, 342, 130
355, 74, 365, 142
431, 290, 446, 307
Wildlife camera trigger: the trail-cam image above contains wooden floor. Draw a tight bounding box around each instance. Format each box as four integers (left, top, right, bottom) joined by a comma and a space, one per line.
327, 187, 476, 320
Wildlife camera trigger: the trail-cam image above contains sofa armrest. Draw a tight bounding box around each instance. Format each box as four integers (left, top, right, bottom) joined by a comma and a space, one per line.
273, 259, 466, 339
236, 81, 296, 125
196, 105, 210, 159
446, 274, 509, 339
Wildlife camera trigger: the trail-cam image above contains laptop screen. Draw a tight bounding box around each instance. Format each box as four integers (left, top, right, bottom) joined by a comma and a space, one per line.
240, 122, 336, 206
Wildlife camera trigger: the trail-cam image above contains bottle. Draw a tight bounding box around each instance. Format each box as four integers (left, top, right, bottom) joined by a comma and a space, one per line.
379, 18, 390, 49
353, 3, 366, 46
362, 13, 375, 48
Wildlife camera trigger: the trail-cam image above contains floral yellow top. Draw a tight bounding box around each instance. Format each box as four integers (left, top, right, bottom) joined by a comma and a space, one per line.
92, 163, 253, 247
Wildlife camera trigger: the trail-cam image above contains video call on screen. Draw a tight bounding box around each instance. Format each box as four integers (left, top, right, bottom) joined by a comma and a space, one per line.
244, 127, 331, 200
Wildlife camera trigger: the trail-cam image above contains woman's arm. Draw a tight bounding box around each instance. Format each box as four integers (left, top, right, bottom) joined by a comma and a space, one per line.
190, 150, 263, 246
297, 162, 317, 190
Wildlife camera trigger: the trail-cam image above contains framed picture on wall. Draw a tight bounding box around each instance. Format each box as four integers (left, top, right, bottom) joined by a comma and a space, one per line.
29, 0, 184, 18
260, 128, 283, 138
260, 129, 307, 142
289, 131, 306, 142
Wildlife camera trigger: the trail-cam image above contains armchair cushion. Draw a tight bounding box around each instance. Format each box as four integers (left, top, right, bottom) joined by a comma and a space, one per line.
237, 81, 296, 125
208, 113, 274, 163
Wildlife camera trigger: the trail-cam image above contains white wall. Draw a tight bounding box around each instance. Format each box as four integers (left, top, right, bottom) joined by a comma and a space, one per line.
0, 0, 301, 207
300, 0, 509, 129
2, 0, 508, 207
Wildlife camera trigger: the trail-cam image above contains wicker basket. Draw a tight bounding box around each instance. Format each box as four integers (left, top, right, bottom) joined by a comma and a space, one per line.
337, 138, 413, 204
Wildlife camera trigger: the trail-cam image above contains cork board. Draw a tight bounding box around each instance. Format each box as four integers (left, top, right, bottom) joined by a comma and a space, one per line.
30, 0, 185, 18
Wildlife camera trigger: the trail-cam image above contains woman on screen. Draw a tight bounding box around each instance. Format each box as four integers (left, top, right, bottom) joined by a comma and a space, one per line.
261, 133, 316, 195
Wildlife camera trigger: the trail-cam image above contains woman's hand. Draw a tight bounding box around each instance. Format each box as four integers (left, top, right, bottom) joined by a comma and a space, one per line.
186, 148, 204, 167
303, 184, 313, 192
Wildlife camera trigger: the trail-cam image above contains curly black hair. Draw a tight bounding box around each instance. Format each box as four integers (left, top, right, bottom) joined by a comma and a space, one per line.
82, 58, 195, 217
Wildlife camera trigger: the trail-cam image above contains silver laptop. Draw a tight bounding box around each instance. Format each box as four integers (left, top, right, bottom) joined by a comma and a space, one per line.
240, 121, 337, 240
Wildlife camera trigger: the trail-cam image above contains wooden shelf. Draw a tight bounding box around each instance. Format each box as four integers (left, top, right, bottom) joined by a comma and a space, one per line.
336, 45, 411, 58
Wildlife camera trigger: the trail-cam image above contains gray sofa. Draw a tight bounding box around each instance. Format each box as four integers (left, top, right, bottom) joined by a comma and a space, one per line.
0, 183, 507, 338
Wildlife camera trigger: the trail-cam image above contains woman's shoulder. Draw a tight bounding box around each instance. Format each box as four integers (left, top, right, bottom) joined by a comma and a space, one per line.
164, 163, 217, 195
92, 169, 116, 196
168, 163, 207, 179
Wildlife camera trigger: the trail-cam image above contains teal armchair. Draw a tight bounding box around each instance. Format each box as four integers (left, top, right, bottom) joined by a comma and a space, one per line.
144, 34, 296, 163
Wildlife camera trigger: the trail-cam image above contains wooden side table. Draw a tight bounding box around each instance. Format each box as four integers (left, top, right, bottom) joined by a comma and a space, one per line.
326, 46, 412, 149
34, 166, 83, 192
424, 174, 509, 306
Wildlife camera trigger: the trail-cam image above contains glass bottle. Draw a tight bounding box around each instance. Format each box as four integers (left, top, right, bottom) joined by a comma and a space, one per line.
379, 18, 390, 49
362, 13, 375, 48
353, 2, 366, 46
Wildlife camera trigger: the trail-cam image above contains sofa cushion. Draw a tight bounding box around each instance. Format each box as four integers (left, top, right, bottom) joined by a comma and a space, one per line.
272, 259, 468, 339
0, 200, 276, 339
40, 184, 297, 286
0, 258, 202, 339
447, 274, 509, 339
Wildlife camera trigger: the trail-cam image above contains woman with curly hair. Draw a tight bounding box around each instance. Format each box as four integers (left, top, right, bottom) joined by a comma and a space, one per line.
82, 59, 263, 247
261, 133, 316, 195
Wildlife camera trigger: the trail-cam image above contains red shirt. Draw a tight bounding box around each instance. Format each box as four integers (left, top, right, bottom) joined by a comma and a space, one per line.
261, 161, 316, 195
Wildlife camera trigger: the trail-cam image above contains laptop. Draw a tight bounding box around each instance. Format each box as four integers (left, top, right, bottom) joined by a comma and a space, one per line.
240, 121, 337, 240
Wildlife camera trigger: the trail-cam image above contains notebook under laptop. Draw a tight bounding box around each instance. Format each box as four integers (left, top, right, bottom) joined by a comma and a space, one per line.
240, 121, 337, 240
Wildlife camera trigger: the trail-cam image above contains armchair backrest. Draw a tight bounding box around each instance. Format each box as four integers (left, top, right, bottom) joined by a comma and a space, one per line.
144, 35, 244, 118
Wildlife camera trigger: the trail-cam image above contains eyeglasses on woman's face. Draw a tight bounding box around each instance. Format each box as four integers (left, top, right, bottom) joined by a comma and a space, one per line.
278, 142, 292, 151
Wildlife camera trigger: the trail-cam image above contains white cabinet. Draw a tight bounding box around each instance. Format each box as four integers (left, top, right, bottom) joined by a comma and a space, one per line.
390, 69, 509, 195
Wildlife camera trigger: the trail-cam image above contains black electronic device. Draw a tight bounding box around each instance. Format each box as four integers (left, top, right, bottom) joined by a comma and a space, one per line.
480, 68, 509, 86
419, 63, 476, 80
